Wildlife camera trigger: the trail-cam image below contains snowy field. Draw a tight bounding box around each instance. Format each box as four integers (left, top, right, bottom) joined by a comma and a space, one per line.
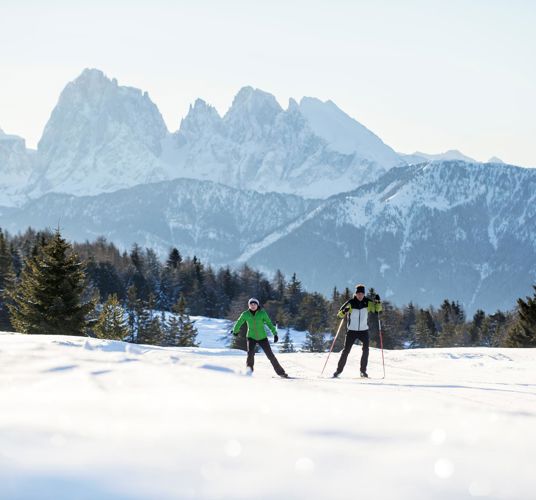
0, 330, 534, 500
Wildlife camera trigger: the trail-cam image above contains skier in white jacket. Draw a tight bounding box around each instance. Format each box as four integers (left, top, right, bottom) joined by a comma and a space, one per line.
333, 284, 382, 378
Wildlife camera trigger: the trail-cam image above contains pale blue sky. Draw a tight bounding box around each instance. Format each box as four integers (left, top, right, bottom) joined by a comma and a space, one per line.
1, 0, 534, 166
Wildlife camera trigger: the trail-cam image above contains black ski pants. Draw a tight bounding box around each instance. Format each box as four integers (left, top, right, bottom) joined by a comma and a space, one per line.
336, 330, 369, 374
247, 338, 285, 375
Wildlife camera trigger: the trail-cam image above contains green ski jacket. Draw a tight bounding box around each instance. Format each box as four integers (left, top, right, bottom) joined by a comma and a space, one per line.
232, 309, 277, 341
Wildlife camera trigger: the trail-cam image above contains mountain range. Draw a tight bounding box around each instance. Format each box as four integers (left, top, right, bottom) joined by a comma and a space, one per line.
1, 68, 404, 205
1, 68, 534, 313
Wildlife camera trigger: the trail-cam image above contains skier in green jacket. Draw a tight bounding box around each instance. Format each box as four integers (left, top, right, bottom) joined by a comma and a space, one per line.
232, 298, 289, 378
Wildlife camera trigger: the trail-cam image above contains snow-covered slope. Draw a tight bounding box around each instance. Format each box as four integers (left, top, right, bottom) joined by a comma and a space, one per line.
245, 161, 536, 313
3, 161, 536, 313
1, 332, 533, 500
298, 97, 400, 164
0, 177, 318, 262
28, 68, 169, 198
0, 128, 35, 206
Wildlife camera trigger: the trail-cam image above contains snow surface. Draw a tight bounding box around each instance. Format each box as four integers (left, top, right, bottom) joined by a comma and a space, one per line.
1, 328, 534, 500
299, 97, 400, 166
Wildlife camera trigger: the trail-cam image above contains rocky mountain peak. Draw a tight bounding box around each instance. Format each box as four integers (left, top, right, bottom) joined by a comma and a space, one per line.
224, 86, 283, 131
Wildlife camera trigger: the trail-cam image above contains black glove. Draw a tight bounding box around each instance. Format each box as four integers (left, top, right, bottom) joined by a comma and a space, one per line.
273, 334, 279, 343
375, 294, 381, 302
229, 329, 236, 336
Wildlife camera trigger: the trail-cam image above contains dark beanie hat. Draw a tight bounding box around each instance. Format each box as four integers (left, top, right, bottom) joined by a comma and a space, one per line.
355, 284, 366, 294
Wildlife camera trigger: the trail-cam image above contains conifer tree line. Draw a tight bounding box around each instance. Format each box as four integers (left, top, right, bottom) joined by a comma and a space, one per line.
0, 227, 535, 349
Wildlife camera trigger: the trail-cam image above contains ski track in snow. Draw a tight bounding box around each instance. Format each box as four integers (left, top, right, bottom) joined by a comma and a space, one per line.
0, 332, 534, 500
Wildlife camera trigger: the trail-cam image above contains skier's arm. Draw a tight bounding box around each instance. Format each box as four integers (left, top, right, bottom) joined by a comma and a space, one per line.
367, 294, 383, 313
262, 311, 278, 336
374, 294, 382, 313
337, 299, 352, 318
232, 312, 247, 335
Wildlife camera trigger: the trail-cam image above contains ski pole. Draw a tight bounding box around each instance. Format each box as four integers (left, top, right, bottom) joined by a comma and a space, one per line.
321, 317, 345, 375
378, 312, 386, 379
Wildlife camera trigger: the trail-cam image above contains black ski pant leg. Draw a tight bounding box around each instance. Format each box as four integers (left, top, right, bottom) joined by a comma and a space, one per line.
336, 330, 358, 374
246, 338, 257, 369
258, 339, 286, 376
356, 331, 370, 373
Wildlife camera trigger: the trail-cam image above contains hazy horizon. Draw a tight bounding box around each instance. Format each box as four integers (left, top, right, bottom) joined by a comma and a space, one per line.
1, 0, 535, 167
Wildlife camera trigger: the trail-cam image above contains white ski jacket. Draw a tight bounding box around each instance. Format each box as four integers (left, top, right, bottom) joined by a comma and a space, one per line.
338, 296, 382, 332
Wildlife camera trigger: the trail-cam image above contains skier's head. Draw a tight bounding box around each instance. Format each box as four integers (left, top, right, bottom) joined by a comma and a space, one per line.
248, 298, 260, 311
355, 284, 366, 299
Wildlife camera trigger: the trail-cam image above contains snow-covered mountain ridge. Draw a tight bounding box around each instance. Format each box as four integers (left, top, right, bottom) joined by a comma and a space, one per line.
0, 177, 319, 263
2, 161, 535, 313
244, 161, 536, 312
0, 68, 403, 206
0, 128, 35, 206
2, 69, 534, 313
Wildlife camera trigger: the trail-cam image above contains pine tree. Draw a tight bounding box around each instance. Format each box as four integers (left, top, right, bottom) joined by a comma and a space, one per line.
126, 285, 142, 342
285, 273, 303, 320
301, 294, 328, 353
7, 229, 94, 336
163, 312, 179, 346
0, 229, 11, 283
437, 321, 459, 347
94, 294, 130, 340
295, 293, 328, 332
272, 269, 286, 302
436, 299, 466, 347
144, 315, 165, 345
280, 326, 295, 353
505, 286, 536, 347
0, 229, 15, 331
302, 329, 326, 352
86, 260, 125, 302
402, 302, 416, 341
374, 301, 403, 349
269, 302, 287, 328
413, 309, 436, 348
217, 267, 236, 315
164, 294, 198, 347
469, 309, 485, 345
137, 293, 163, 345
166, 248, 182, 269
